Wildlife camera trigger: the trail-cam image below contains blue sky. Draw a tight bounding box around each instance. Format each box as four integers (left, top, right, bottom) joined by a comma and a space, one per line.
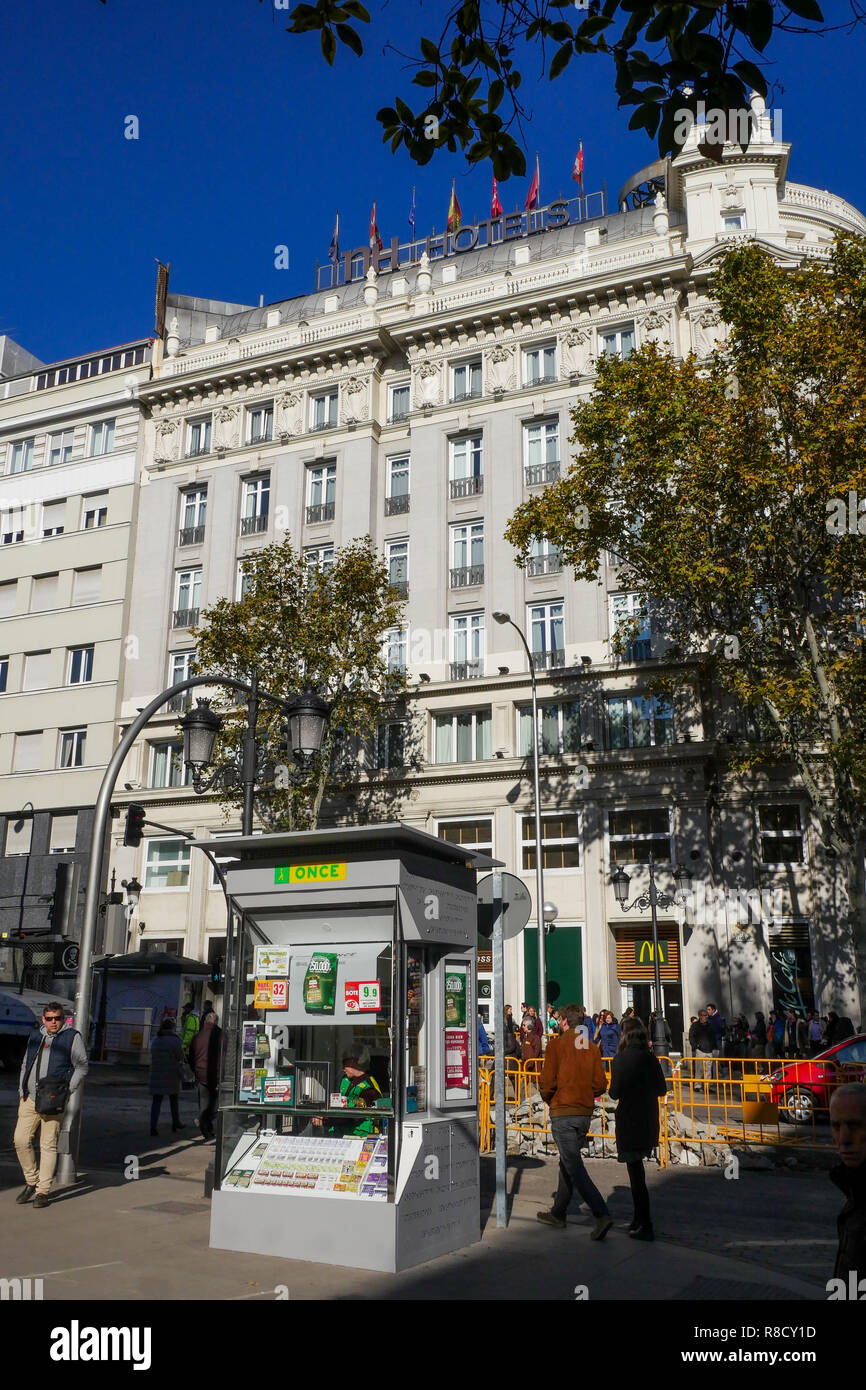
0, 0, 863, 365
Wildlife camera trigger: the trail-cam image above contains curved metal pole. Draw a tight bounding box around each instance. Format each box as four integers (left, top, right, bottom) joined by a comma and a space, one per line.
503, 618, 547, 1037
57, 672, 258, 1185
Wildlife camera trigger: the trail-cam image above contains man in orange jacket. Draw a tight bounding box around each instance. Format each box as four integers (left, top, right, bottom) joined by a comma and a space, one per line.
537, 1002, 613, 1238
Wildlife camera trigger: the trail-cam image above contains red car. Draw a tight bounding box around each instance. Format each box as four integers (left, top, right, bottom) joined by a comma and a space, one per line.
770, 1034, 866, 1123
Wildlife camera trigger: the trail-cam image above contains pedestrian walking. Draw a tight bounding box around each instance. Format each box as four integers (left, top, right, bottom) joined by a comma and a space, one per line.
782, 1009, 799, 1059
688, 1009, 717, 1092
826, 1012, 855, 1047
14, 1001, 88, 1208
180, 998, 200, 1058
594, 1010, 621, 1059
536, 1003, 613, 1240
502, 1006, 520, 1058
795, 1012, 810, 1058
520, 1013, 542, 1060
751, 1012, 768, 1059
527, 1006, 544, 1039
189, 1004, 221, 1140
149, 1019, 186, 1136
620, 1005, 636, 1027
609, 1020, 667, 1241
477, 1012, 490, 1056
546, 1004, 560, 1036
808, 1011, 823, 1057
828, 1083, 866, 1282
770, 1011, 785, 1057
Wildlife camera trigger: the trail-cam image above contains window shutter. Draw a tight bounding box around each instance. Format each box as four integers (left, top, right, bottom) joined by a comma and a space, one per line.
23, 651, 53, 690
13, 732, 43, 772
32, 574, 59, 611
73, 567, 102, 603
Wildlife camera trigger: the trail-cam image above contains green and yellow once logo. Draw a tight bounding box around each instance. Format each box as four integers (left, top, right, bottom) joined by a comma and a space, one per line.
274, 862, 347, 885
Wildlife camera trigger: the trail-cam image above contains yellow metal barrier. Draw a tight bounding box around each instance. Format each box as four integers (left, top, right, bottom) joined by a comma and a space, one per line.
477, 1054, 862, 1165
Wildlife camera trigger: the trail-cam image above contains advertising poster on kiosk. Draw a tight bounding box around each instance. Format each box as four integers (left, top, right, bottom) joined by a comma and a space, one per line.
444, 962, 471, 1096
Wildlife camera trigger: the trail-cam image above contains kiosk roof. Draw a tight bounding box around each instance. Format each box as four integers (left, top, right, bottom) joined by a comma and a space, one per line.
190, 820, 503, 870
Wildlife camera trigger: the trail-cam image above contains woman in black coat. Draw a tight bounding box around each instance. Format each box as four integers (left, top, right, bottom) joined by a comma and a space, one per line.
609, 1019, 667, 1241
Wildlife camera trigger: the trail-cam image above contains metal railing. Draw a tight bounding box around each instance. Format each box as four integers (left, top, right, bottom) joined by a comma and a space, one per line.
178, 525, 205, 547
450, 475, 484, 499
524, 461, 560, 486
239, 514, 268, 536
389, 578, 409, 598
306, 502, 335, 525
172, 607, 199, 629
532, 648, 565, 670
450, 563, 484, 588
527, 552, 561, 577
450, 659, 483, 681
385, 494, 410, 516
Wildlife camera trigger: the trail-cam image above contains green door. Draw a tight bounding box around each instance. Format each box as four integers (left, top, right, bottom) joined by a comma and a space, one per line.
523, 926, 583, 1010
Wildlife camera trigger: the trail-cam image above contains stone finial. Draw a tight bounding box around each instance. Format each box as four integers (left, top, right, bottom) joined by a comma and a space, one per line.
653, 190, 670, 237
416, 251, 433, 295
364, 264, 379, 306
166, 316, 180, 357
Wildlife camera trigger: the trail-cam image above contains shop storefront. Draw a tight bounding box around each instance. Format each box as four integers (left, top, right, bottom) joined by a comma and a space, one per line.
612, 923, 684, 1051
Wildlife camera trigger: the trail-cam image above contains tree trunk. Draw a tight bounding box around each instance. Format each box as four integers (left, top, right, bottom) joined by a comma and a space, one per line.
846, 833, 866, 1029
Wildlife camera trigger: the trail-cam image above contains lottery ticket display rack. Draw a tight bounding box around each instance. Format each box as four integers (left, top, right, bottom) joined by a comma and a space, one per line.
194, 823, 495, 1274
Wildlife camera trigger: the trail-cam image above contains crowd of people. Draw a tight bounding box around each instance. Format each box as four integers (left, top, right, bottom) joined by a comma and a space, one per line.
688, 1006, 855, 1061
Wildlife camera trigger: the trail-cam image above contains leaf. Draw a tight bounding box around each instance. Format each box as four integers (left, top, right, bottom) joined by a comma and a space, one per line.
743, 0, 774, 52
488, 78, 504, 111
420, 36, 439, 64
320, 25, 337, 65
549, 42, 573, 80
413, 70, 438, 88
335, 23, 363, 57
785, 0, 823, 19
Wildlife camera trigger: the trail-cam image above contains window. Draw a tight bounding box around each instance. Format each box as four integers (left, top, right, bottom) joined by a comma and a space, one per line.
186, 417, 212, 456
529, 601, 564, 670
0, 581, 17, 616
607, 694, 674, 749
388, 382, 410, 422
59, 728, 87, 768
450, 612, 484, 679
1, 505, 25, 545
68, 646, 94, 684
527, 536, 561, 577
524, 420, 560, 484
9, 438, 34, 473
23, 651, 53, 691
179, 487, 207, 545
167, 650, 195, 710
0, 657, 7, 692
600, 325, 636, 359
522, 814, 580, 870
523, 343, 557, 386
144, 838, 191, 890
387, 539, 409, 593
438, 817, 493, 857
48, 430, 74, 466
450, 522, 484, 585
608, 808, 672, 865
6, 816, 33, 854
88, 420, 115, 456
449, 435, 483, 497
383, 625, 407, 673
13, 732, 43, 773
150, 741, 192, 788
723, 214, 743, 231
234, 558, 255, 600
452, 359, 482, 401
758, 805, 805, 865
518, 701, 580, 756
386, 455, 410, 514
376, 721, 406, 770
305, 544, 335, 576
173, 568, 202, 627
31, 574, 59, 612
433, 709, 492, 763
72, 567, 102, 604
82, 493, 108, 529
42, 500, 66, 537
241, 475, 270, 534
50, 814, 78, 854
310, 391, 338, 430
609, 591, 651, 661
248, 403, 273, 444
307, 463, 336, 522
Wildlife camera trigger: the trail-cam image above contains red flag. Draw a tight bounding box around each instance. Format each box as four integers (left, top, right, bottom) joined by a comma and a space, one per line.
572, 142, 584, 190
369, 201, 383, 254
525, 155, 539, 210
491, 175, 503, 219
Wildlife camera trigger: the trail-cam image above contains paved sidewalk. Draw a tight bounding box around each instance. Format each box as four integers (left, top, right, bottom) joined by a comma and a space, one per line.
0, 1134, 838, 1302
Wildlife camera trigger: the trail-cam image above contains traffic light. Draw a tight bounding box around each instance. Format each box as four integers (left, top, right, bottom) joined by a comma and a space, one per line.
211, 955, 225, 987
123, 803, 146, 848
46, 862, 69, 929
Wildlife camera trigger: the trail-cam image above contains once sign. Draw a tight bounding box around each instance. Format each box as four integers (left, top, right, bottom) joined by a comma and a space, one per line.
274, 862, 346, 884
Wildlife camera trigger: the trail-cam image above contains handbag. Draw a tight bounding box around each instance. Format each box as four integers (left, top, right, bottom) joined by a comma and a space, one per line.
35, 1076, 70, 1116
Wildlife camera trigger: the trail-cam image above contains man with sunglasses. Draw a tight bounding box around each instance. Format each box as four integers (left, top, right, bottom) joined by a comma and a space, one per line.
14, 1001, 88, 1208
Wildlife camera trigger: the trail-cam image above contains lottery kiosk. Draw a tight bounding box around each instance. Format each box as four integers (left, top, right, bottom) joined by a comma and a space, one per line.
198, 823, 487, 1273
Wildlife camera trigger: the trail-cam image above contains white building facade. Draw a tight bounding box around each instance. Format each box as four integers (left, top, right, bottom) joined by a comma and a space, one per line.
98, 108, 865, 1038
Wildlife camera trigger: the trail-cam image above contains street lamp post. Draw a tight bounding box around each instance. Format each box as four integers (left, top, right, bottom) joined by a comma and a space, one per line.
492, 611, 548, 1032
55, 670, 330, 1186
611, 854, 691, 1057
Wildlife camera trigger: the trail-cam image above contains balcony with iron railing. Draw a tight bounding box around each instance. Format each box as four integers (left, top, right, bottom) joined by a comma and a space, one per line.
186, 445, 211, 459
306, 502, 335, 525
450, 475, 484, 499
385, 493, 410, 516
386, 410, 410, 426
532, 648, 565, 671
451, 388, 483, 404
390, 579, 409, 598
178, 525, 205, 548
172, 608, 200, 629
524, 372, 559, 387
524, 460, 560, 487
450, 564, 485, 588
527, 551, 562, 577
450, 659, 483, 681
239, 514, 268, 536
310, 417, 338, 433
165, 693, 191, 713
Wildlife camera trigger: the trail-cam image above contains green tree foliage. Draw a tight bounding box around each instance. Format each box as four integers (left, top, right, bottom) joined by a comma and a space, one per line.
506, 235, 866, 998
192, 535, 407, 829
276, 1, 857, 174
